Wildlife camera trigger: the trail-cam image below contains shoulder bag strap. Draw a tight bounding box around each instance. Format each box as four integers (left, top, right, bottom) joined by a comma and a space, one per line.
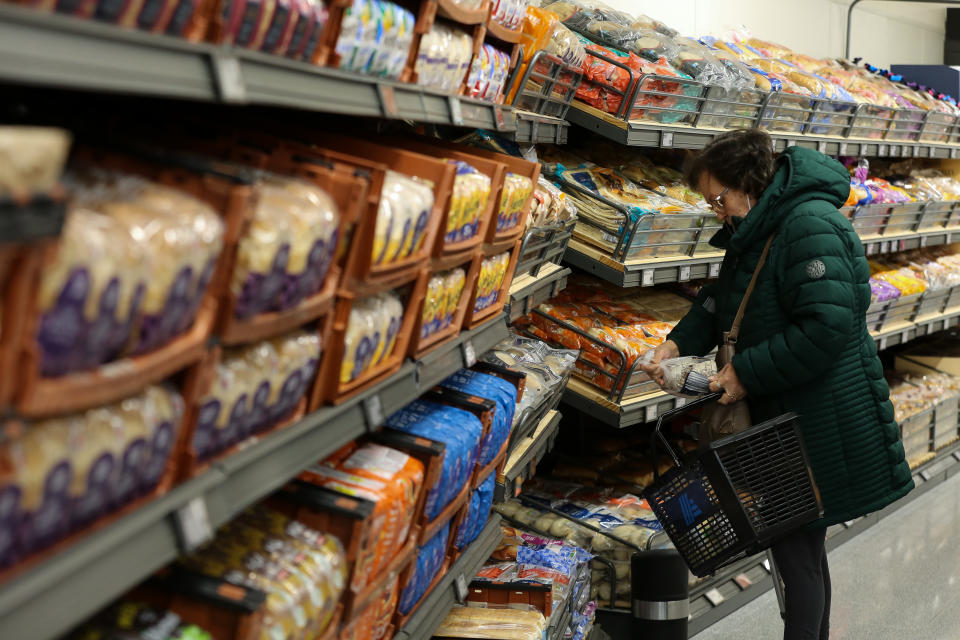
727, 234, 776, 344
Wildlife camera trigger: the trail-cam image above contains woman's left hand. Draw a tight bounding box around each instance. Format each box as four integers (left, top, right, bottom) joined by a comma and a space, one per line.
709, 363, 748, 405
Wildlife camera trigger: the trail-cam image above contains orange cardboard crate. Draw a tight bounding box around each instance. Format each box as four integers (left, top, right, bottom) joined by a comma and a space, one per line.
422, 141, 540, 243
339, 552, 412, 640
462, 238, 521, 329
311, 268, 428, 406
408, 251, 481, 359
302, 135, 454, 290
11, 151, 256, 418
0, 246, 36, 410
376, 136, 506, 261
176, 302, 331, 479
216, 147, 370, 346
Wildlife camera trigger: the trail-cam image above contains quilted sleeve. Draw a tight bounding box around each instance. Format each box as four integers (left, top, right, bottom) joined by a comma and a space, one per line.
667, 282, 719, 357
731, 213, 858, 397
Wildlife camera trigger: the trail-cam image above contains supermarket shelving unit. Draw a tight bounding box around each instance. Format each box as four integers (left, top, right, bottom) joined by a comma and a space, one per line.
394, 515, 504, 640
507, 262, 571, 322
0, 4, 517, 132
0, 316, 509, 640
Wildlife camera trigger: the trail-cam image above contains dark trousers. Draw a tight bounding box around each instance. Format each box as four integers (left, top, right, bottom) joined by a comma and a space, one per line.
770, 528, 831, 640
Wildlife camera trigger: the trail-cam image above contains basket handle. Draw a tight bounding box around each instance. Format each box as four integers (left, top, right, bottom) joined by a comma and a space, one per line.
652, 392, 723, 472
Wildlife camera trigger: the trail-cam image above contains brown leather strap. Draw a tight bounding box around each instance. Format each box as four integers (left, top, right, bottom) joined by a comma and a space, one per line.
727, 235, 776, 344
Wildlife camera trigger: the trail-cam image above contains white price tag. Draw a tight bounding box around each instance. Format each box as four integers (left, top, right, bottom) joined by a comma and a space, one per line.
902, 330, 911, 343
879, 336, 888, 351
879, 144, 889, 156
661, 131, 674, 147
880, 241, 890, 254
642, 269, 655, 287
705, 588, 725, 606
675, 397, 687, 408
709, 262, 720, 279
362, 394, 384, 430
952, 148, 960, 160
889, 145, 900, 157
678, 265, 691, 282
762, 559, 771, 573
839, 143, 849, 156
786, 138, 797, 148
448, 96, 464, 126
645, 404, 658, 423
211, 55, 246, 103
921, 235, 929, 248
817, 140, 827, 153
378, 85, 398, 117
867, 243, 878, 255
175, 497, 214, 553
462, 339, 477, 367
455, 574, 469, 603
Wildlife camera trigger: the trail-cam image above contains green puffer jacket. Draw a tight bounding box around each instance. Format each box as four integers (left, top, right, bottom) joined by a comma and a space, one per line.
667, 146, 913, 527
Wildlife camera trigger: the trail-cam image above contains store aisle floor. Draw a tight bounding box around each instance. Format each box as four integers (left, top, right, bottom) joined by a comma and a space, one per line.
692, 470, 960, 640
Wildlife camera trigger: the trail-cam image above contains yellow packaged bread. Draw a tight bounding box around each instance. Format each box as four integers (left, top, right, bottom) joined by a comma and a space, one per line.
434, 605, 547, 640
0, 126, 71, 195
374, 171, 435, 266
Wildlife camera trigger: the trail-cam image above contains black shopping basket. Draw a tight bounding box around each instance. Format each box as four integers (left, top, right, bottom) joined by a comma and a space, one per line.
642, 393, 823, 577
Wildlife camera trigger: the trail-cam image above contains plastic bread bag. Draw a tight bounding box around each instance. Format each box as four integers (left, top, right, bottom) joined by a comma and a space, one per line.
468, 45, 492, 100
335, 0, 373, 72
137, 385, 184, 493
341, 295, 381, 383
498, 172, 534, 232
543, 0, 633, 31
267, 177, 340, 310
193, 351, 254, 460
653, 356, 717, 397
269, 330, 322, 417
0, 127, 71, 196
435, 604, 547, 640
68, 602, 214, 640
474, 252, 510, 313
630, 13, 677, 37
239, 339, 286, 431
440, 369, 517, 464
398, 524, 451, 614
338, 442, 425, 558
441, 268, 466, 329
112, 180, 224, 354
450, 161, 492, 242
375, 171, 434, 265
35, 204, 146, 376
386, 401, 483, 517
547, 21, 586, 67
372, 290, 404, 367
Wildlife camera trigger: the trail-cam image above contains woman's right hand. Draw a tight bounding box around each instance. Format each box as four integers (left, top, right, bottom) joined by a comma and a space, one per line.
639, 340, 679, 388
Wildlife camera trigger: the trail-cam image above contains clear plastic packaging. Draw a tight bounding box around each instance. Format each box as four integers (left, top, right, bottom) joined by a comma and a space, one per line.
475, 252, 511, 313
416, 23, 475, 94
435, 604, 547, 640
336, 0, 415, 80
341, 290, 405, 384
373, 171, 434, 267
656, 356, 717, 397
422, 268, 467, 340
468, 44, 513, 103
192, 329, 321, 461
497, 172, 534, 232
447, 161, 492, 243
491, 0, 528, 29
1, 385, 183, 564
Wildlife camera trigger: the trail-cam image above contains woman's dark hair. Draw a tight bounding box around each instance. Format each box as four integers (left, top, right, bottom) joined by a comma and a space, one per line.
686, 128, 775, 198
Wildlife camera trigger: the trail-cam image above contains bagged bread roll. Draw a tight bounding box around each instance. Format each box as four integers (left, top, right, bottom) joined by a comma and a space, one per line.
474, 252, 510, 313
36, 205, 146, 376
371, 291, 404, 366
341, 295, 380, 384
497, 172, 534, 232
374, 171, 434, 267
435, 605, 547, 640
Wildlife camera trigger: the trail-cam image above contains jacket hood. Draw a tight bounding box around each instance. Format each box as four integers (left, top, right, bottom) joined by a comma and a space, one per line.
715, 146, 850, 254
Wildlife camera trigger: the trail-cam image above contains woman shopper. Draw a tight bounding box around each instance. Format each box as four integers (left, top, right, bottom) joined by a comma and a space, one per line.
643, 129, 913, 640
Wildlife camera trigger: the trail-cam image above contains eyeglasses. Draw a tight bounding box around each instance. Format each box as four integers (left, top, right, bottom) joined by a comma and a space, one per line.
709, 187, 729, 213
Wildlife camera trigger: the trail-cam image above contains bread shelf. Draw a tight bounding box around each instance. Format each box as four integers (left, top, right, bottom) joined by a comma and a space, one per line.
393, 514, 503, 640
507, 263, 571, 323
496, 409, 563, 502
567, 103, 960, 158
871, 306, 960, 350
0, 314, 509, 640
565, 220, 960, 289
0, 4, 517, 132
513, 110, 570, 144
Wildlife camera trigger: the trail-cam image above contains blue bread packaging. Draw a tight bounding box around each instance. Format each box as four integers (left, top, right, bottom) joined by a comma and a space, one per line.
398, 522, 451, 614
439, 369, 517, 466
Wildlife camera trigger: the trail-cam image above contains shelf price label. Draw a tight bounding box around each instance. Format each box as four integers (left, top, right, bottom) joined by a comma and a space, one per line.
661, 131, 674, 148
448, 96, 464, 126
878, 144, 889, 156
867, 243, 878, 255
362, 394, 385, 431
705, 588, 725, 606
817, 140, 827, 153
839, 142, 849, 156
642, 269, 655, 287
921, 235, 929, 248
529, 119, 540, 143
709, 262, 720, 279
678, 265, 691, 282
645, 404, 658, 423
462, 339, 478, 368
175, 496, 214, 553
952, 148, 960, 160
880, 241, 890, 254
902, 329, 911, 344
879, 336, 888, 351
889, 145, 900, 157
378, 85, 399, 118
211, 55, 246, 103
455, 574, 469, 603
